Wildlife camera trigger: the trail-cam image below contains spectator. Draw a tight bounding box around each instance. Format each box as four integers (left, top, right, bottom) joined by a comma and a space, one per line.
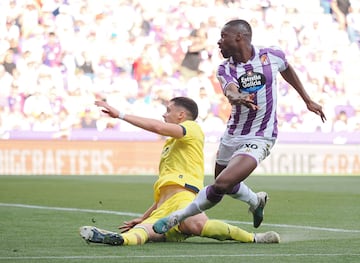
2, 49, 17, 75
6, 83, 24, 112
320, 0, 332, 14
0, 64, 13, 104
77, 108, 98, 129
179, 28, 207, 81
42, 32, 62, 68
23, 90, 53, 117
19, 1, 41, 38
3, 103, 31, 131
332, 110, 349, 132
32, 112, 57, 132
347, 1, 360, 47
186, 70, 216, 100
348, 106, 360, 131
331, 0, 351, 30
194, 87, 212, 122
75, 51, 95, 79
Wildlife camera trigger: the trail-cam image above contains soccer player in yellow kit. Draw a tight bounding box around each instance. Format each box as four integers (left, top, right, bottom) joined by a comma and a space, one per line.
79, 97, 279, 246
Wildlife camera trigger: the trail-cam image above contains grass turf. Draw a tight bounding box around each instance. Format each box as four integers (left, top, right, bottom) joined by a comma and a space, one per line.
0, 175, 359, 263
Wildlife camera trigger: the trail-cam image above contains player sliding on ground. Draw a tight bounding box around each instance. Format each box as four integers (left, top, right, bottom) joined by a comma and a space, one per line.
79, 97, 280, 246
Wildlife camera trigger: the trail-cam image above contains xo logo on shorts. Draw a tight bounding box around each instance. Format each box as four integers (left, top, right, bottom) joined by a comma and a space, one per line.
240, 143, 258, 149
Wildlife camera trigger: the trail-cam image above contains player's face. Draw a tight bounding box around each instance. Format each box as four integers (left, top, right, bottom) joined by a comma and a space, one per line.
163, 102, 182, 124
218, 26, 237, 58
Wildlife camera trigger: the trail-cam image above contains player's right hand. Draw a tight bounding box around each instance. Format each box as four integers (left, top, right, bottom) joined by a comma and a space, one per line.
225, 84, 259, 110
118, 217, 143, 233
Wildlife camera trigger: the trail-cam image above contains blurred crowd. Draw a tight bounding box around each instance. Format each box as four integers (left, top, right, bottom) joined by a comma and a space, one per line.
0, 0, 360, 140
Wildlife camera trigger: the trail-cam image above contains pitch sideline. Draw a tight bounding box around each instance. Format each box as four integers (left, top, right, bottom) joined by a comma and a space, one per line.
1, 254, 360, 260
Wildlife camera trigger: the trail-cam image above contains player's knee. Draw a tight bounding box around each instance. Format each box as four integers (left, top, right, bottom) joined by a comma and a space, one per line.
213, 180, 233, 194
180, 215, 207, 236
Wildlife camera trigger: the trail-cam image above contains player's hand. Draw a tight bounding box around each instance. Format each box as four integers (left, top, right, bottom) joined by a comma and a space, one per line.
118, 217, 143, 233
228, 92, 259, 110
94, 100, 120, 119
306, 101, 327, 123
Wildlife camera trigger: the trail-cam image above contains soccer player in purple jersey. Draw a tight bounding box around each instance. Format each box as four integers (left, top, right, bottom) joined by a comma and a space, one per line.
153, 19, 326, 234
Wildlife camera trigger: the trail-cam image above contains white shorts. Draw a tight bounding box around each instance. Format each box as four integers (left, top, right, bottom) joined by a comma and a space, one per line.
216, 136, 275, 166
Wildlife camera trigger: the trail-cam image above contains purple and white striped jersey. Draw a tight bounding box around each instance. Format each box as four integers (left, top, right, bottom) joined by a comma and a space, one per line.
217, 45, 288, 140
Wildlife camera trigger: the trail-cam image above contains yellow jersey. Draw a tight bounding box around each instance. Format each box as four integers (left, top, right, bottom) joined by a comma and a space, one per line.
153, 120, 204, 202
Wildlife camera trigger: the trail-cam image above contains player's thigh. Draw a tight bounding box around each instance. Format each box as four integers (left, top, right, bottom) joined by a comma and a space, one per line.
136, 223, 165, 242
215, 138, 273, 188
216, 141, 236, 166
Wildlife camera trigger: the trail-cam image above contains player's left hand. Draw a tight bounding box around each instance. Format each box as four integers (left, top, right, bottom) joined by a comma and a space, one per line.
307, 101, 327, 122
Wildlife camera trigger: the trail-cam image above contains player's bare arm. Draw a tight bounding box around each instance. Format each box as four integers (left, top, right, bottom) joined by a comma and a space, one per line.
94, 100, 185, 138
225, 83, 259, 110
119, 218, 143, 233
280, 65, 326, 122
119, 202, 158, 232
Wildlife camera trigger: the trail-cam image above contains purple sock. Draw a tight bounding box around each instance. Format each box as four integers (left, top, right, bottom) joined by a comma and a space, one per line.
206, 185, 224, 203
227, 183, 240, 194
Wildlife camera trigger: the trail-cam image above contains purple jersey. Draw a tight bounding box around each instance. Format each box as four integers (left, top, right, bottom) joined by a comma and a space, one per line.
217, 46, 288, 140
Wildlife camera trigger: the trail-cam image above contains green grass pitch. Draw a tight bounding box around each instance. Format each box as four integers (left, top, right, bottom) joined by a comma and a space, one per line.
0, 175, 359, 263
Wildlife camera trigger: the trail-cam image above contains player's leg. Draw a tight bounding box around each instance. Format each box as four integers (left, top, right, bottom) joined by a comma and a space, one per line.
215, 144, 259, 208
121, 224, 165, 245
215, 158, 264, 227
79, 224, 165, 246
200, 219, 254, 242
214, 162, 226, 179
212, 140, 259, 206
153, 185, 219, 234
179, 213, 254, 242
187, 154, 257, 212
228, 181, 268, 228
118, 191, 197, 245
216, 161, 258, 206
224, 138, 274, 227
179, 213, 279, 243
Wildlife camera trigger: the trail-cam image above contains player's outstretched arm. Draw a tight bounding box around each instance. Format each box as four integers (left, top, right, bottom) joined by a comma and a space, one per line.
280, 65, 326, 122
94, 100, 184, 138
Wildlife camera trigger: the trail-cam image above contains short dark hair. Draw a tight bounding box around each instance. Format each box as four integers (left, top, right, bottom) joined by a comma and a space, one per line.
225, 19, 252, 40
170, 97, 198, 120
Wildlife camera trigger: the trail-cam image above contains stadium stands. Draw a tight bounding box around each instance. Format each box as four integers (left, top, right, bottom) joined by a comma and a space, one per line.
0, 0, 359, 142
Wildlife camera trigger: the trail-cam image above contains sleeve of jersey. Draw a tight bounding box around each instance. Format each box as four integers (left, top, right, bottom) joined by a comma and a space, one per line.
268, 46, 288, 72
179, 121, 191, 140
179, 120, 203, 141
216, 63, 238, 94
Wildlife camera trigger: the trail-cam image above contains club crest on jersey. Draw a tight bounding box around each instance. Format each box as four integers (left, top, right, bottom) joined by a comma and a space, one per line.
260, 54, 269, 65
238, 70, 266, 93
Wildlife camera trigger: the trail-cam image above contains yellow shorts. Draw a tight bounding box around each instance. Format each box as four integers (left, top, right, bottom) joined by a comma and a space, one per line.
142, 190, 196, 242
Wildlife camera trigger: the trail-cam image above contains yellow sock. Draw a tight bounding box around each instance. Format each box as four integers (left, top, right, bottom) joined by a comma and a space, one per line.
200, 220, 254, 243
122, 227, 149, 245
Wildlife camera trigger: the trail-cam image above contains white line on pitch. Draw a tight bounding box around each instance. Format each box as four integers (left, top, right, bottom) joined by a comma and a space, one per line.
1, 254, 360, 260
1, 202, 360, 234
